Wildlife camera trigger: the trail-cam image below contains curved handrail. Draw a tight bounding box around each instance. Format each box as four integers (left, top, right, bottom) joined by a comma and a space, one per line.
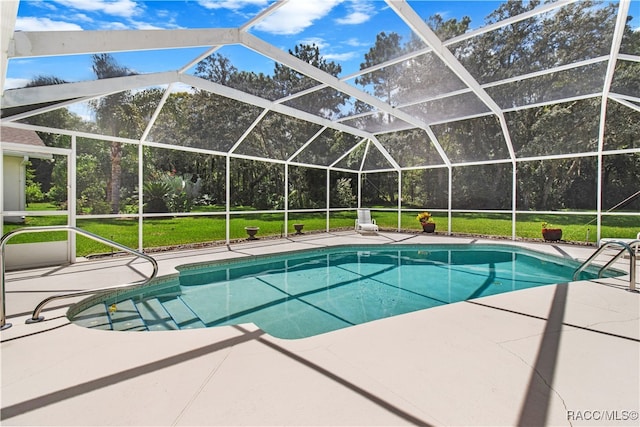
1, 226, 158, 329
597, 240, 639, 279
572, 240, 637, 293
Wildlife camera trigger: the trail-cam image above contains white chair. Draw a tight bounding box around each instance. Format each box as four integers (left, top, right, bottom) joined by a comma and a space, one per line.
598, 231, 640, 256
355, 209, 379, 233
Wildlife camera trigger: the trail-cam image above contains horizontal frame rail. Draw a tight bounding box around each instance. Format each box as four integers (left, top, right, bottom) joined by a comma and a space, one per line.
0, 226, 158, 330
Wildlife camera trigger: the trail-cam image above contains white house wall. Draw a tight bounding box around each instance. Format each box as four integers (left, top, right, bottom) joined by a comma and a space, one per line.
2, 155, 25, 224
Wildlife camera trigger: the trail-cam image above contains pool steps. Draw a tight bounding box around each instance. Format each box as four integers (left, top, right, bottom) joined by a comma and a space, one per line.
71, 303, 112, 330
73, 295, 206, 332
135, 299, 178, 331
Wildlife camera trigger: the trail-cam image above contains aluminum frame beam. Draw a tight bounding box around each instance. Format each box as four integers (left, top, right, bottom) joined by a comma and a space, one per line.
9, 28, 240, 58
595, 0, 631, 243
1, 71, 179, 109
386, 0, 517, 163
180, 74, 376, 142
239, 32, 450, 170
1, 1, 19, 94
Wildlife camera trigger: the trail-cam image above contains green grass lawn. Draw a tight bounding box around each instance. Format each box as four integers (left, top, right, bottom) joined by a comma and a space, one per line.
3, 209, 638, 257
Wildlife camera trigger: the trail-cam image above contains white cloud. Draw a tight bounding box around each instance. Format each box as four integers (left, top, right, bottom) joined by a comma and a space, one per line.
434, 10, 451, 19
297, 37, 359, 63
335, 0, 375, 25
4, 77, 31, 90
168, 83, 196, 94
15, 17, 83, 31
127, 20, 164, 30
71, 13, 94, 23
335, 11, 369, 25
323, 51, 358, 62
67, 103, 95, 122
344, 37, 366, 47
299, 37, 328, 50
33, 1, 59, 12
81, 17, 165, 31
196, 0, 269, 10
100, 21, 132, 30
53, 0, 141, 18
254, 0, 341, 35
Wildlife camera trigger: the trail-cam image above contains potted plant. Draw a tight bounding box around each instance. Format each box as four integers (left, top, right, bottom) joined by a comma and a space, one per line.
541, 222, 562, 241
244, 226, 260, 240
417, 211, 436, 233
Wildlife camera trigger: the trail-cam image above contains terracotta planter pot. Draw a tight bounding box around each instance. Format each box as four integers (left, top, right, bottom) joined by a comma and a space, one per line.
421, 222, 436, 233
542, 228, 562, 241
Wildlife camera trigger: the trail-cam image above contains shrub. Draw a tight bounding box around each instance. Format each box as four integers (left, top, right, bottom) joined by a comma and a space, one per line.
143, 181, 171, 213
335, 178, 356, 207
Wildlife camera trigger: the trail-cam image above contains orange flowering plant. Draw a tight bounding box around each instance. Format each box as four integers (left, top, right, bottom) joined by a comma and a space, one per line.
416, 211, 433, 224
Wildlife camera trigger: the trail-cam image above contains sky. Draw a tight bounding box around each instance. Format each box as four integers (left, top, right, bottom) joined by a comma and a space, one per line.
6, 0, 514, 89
5, 0, 640, 91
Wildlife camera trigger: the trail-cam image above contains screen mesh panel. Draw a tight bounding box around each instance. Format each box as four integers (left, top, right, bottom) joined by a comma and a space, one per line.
432, 115, 510, 163
294, 129, 362, 166
399, 91, 491, 126
401, 168, 449, 209
454, 2, 617, 85
452, 163, 512, 210
148, 91, 264, 152
377, 129, 445, 168
487, 62, 608, 109
2, 0, 638, 243
234, 111, 323, 160
517, 157, 598, 211
507, 99, 601, 157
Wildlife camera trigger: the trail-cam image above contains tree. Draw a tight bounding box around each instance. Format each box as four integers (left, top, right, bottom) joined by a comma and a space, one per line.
355, 32, 404, 105
20, 76, 89, 199
189, 45, 351, 209
90, 53, 139, 213
24, 162, 44, 205
274, 43, 348, 119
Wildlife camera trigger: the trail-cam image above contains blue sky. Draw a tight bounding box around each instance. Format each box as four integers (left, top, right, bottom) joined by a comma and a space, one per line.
6, 0, 639, 91
5, 0, 511, 89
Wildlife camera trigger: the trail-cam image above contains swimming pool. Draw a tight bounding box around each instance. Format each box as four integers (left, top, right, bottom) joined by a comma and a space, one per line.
70, 244, 621, 338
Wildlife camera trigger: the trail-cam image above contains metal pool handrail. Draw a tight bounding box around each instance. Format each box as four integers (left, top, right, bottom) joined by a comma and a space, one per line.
1, 226, 158, 330
572, 240, 638, 293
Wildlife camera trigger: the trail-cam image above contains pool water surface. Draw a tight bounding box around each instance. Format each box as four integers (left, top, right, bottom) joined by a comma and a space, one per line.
71, 244, 619, 338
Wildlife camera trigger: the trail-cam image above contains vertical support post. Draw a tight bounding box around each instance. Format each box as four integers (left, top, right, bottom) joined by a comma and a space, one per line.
1, 139, 4, 245
630, 253, 636, 293
594, 0, 629, 245
357, 172, 362, 208
512, 160, 517, 240
138, 138, 144, 252
397, 170, 402, 231
0, 243, 9, 329
0, 142, 5, 329
447, 166, 453, 235
284, 163, 288, 238
326, 169, 330, 232
225, 155, 231, 246
69, 135, 77, 261
596, 125, 604, 245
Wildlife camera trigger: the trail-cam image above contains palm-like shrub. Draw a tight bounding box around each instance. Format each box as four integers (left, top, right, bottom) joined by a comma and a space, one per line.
143, 181, 171, 213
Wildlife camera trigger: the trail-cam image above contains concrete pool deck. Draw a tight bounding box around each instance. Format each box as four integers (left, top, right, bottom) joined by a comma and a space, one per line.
1, 231, 639, 426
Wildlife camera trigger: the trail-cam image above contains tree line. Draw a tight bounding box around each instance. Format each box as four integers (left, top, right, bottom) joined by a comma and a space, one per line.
23, 0, 640, 214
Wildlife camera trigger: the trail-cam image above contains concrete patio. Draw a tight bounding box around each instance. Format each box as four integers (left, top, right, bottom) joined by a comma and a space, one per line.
1, 232, 638, 426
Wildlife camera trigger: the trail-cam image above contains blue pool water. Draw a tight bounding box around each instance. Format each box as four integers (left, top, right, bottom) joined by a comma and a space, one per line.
71, 244, 620, 338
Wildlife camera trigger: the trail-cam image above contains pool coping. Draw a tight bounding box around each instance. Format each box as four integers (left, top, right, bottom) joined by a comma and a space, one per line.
2, 231, 638, 426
